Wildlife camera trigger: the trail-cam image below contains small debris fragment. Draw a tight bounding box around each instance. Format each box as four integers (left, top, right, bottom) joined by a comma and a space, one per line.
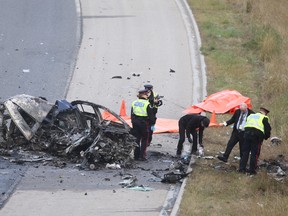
198, 146, 204, 157
202, 156, 214, 160
277, 166, 286, 176
22, 69, 30, 73
111, 76, 122, 79
271, 137, 282, 145
119, 175, 137, 188
128, 185, 154, 191
106, 163, 121, 169
169, 68, 175, 73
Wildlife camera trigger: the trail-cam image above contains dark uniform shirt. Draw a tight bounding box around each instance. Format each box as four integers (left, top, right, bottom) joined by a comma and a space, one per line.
179, 114, 207, 145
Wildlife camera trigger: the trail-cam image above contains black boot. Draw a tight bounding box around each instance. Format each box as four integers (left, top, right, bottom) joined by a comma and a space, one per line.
217, 155, 228, 162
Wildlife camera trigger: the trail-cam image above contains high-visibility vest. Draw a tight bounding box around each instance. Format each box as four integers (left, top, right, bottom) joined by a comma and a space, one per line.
132, 99, 149, 117
244, 113, 269, 133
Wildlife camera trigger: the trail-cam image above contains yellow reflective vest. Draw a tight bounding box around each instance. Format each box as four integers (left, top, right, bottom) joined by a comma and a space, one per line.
244, 113, 269, 133
132, 99, 149, 117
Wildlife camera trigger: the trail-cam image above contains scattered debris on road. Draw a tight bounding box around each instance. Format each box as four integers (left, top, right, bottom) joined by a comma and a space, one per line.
161, 171, 192, 184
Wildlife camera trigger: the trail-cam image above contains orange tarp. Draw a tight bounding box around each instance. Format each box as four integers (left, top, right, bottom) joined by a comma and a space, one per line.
102, 99, 179, 134
102, 90, 251, 133
184, 89, 252, 114
152, 118, 178, 133
123, 118, 179, 134
101, 113, 178, 134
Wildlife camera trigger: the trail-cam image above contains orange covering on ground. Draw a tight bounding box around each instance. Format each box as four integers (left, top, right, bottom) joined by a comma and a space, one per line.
122, 118, 179, 134
102, 90, 251, 134
102, 100, 179, 134
184, 89, 252, 114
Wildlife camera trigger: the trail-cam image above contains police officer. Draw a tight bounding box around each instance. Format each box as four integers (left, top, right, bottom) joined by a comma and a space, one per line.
131, 89, 156, 160
176, 114, 210, 157
239, 107, 271, 175
144, 84, 163, 112
217, 103, 254, 162
144, 84, 163, 145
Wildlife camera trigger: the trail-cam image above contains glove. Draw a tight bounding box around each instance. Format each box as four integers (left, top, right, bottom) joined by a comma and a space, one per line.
151, 125, 155, 132
198, 145, 204, 156
188, 138, 192, 143
219, 122, 227, 127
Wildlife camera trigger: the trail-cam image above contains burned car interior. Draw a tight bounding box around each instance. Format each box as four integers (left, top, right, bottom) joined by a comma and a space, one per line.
0, 95, 137, 169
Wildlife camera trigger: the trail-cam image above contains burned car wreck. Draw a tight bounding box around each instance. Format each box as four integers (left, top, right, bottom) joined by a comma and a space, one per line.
0, 94, 137, 169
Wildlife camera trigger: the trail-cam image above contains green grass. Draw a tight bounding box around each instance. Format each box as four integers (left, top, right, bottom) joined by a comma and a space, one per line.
179, 0, 288, 215
243, 25, 282, 61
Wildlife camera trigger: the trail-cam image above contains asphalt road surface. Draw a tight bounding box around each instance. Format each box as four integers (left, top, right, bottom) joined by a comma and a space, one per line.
66, 0, 206, 119
0, 0, 206, 215
0, 0, 79, 101
0, 0, 80, 210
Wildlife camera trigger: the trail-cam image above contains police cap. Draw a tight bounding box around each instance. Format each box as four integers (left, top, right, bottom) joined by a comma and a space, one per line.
144, 84, 153, 89
138, 89, 149, 94
260, 107, 270, 114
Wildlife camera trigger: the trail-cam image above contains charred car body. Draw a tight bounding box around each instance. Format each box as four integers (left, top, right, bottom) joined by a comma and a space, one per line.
0, 94, 137, 168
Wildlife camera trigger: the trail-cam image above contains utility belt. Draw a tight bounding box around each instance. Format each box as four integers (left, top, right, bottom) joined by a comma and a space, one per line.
132, 115, 149, 121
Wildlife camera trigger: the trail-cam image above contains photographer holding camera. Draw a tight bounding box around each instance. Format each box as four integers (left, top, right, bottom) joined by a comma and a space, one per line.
144, 84, 164, 145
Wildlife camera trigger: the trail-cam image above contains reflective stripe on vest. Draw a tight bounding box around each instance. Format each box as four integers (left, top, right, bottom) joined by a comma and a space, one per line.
244, 113, 267, 133
132, 99, 149, 117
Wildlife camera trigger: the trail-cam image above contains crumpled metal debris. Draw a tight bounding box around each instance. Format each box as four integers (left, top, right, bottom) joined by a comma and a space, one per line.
119, 174, 137, 187
276, 166, 286, 176
169, 161, 186, 172
259, 155, 288, 181
128, 185, 154, 191
0, 94, 137, 169
202, 156, 214, 160
198, 146, 204, 157
106, 163, 121, 169
161, 171, 192, 184
270, 136, 282, 145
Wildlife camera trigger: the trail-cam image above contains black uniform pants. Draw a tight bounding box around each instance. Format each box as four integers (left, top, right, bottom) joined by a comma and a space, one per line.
132, 118, 150, 160
176, 120, 186, 155
239, 133, 262, 173
148, 109, 157, 145
223, 130, 244, 159
148, 124, 153, 145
